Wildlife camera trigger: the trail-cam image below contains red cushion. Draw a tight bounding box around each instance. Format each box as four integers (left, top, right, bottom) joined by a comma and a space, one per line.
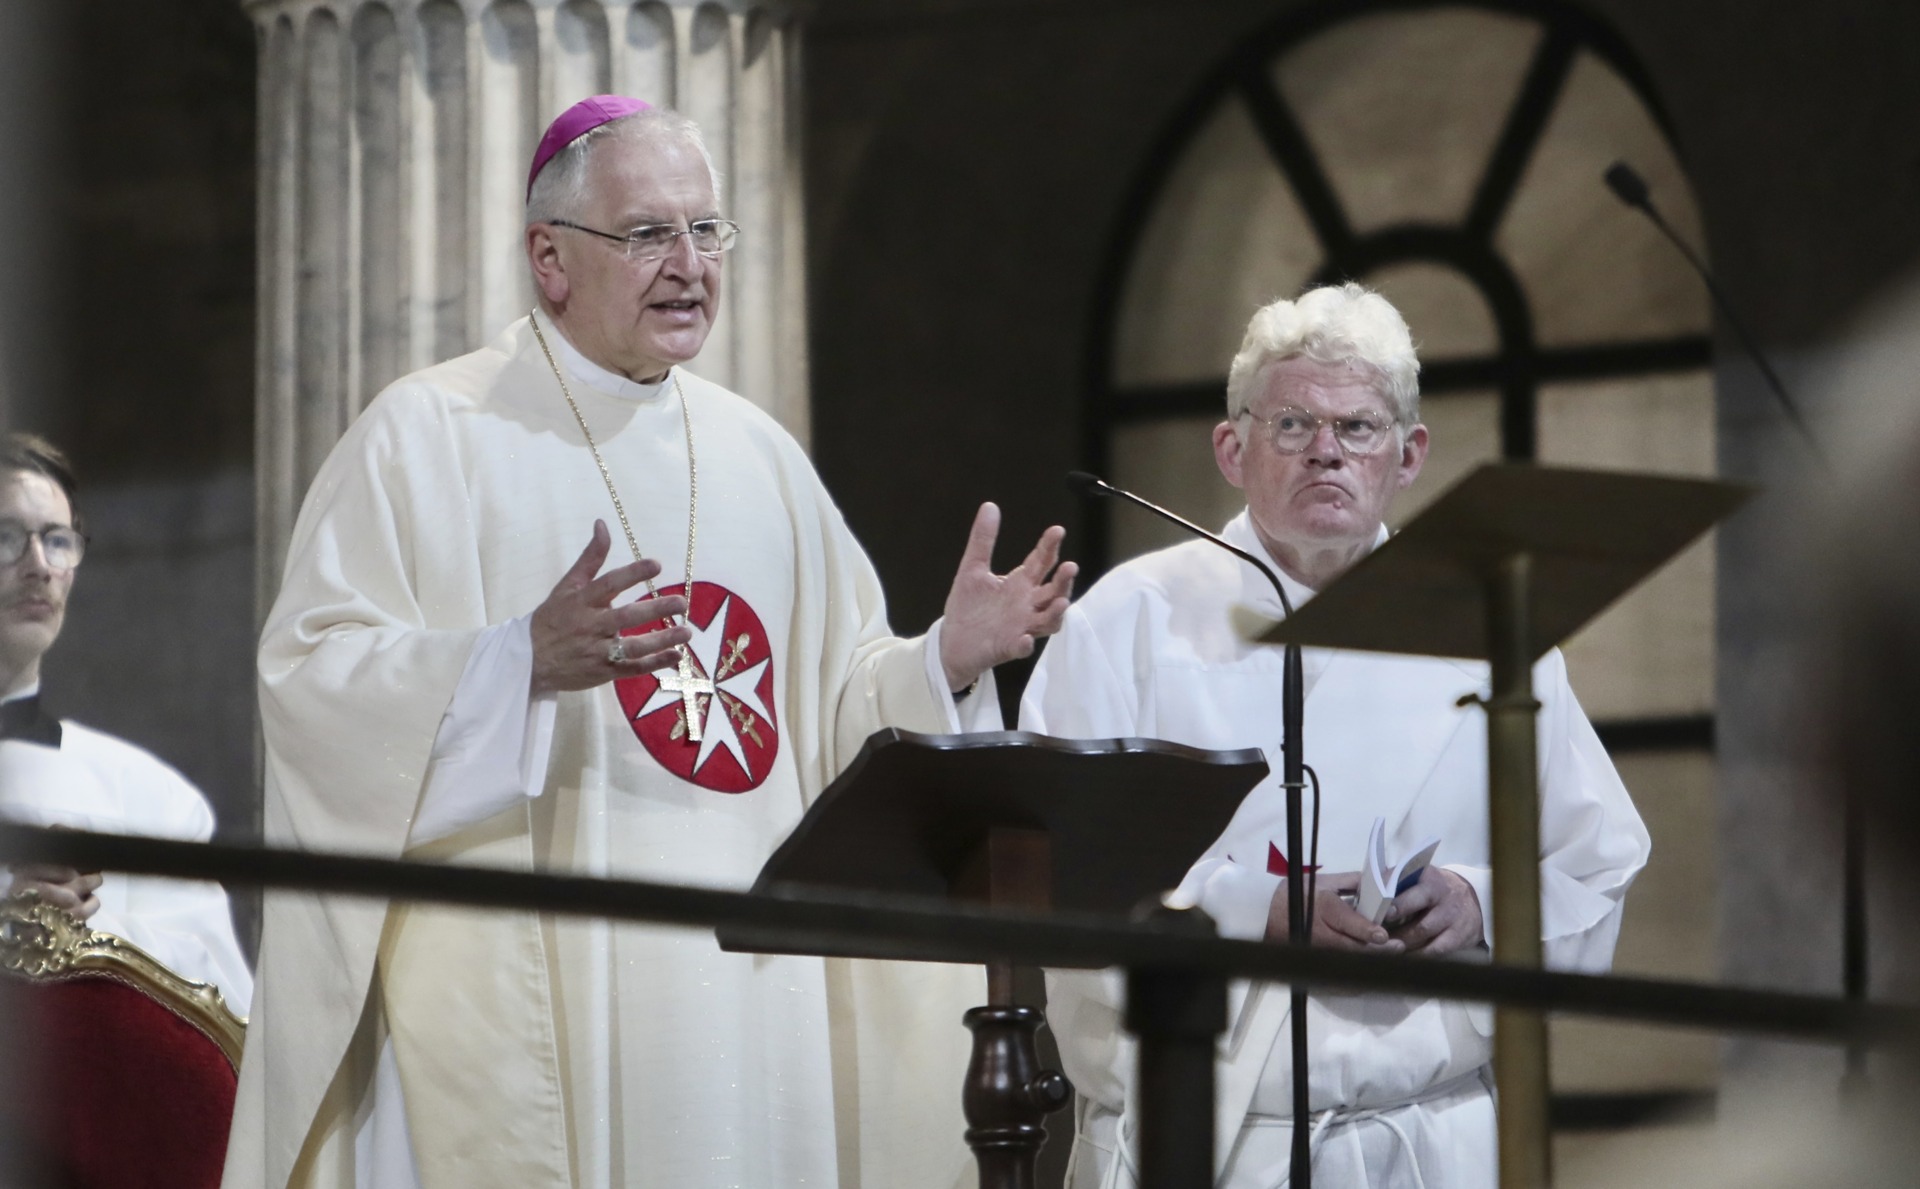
16, 974, 237, 1189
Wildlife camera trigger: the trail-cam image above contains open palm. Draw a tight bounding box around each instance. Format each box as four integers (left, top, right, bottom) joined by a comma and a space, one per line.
939, 502, 1077, 691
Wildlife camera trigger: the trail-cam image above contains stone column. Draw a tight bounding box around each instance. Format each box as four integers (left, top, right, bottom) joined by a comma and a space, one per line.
243, 0, 808, 613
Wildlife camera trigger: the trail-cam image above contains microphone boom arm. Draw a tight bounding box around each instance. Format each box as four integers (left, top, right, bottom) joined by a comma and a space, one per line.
1604, 161, 1829, 470
1066, 472, 1296, 617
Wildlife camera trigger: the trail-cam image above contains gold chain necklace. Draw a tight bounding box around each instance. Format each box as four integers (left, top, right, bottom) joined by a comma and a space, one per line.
530, 311, 715, 741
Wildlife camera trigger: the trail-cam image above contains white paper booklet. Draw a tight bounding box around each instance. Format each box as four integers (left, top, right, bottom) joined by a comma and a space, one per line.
1356, 817, 1442, 926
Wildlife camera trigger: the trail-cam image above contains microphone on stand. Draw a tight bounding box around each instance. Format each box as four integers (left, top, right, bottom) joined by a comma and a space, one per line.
1069, 470, 1316, 1189
1602, 161, 1828, 468
1605, 162, 1864, 1088
1067, 472, 1295, 616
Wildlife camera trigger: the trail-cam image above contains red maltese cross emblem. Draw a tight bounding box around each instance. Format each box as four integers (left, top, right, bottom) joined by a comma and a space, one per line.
614, 581, 780, 793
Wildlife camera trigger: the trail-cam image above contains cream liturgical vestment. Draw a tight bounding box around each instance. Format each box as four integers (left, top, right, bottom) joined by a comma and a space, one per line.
225, 316, 987, 1189
1020, 514, 1650, 1189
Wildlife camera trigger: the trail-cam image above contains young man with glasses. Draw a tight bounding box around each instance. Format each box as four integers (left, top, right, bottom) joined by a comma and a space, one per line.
0, 431, 251, 1012
228, 98, 1076, 1189
1021, 284, 1649, 1189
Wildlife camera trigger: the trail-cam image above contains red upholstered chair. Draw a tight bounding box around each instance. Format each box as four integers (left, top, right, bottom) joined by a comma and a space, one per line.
1, 893, 246, 1189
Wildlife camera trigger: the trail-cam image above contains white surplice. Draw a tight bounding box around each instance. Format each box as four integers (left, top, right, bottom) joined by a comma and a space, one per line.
0, 706, 253, 1014
226, 315, 993, 1189
1019, 513, 1651, 1189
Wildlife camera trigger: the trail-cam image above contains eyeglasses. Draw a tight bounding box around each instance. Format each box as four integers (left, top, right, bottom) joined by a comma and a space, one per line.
548, 218, 741, 261
1240, 407, 1400, 456
0, 521, 86, 570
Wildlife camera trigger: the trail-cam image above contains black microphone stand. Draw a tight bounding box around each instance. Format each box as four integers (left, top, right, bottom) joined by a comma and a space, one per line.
1604, 163, 1862, 1089
1603, 162, 1829, 470
1069, 472, 1315, 1189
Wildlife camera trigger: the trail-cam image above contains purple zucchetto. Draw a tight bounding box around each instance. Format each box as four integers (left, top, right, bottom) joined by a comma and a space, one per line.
527, 95, 653, 199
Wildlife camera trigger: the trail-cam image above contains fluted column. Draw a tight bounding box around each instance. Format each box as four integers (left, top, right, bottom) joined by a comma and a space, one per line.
245, 0, 808, 614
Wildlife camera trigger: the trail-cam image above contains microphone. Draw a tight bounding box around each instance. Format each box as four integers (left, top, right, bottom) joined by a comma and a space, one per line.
1069, 470, 1316, 1189
1066, 471, 1295, 616
1602, 161, 1827, 468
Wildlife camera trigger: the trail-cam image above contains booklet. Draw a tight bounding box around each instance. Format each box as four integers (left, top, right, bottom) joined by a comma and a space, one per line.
1356, 817, 1441, 926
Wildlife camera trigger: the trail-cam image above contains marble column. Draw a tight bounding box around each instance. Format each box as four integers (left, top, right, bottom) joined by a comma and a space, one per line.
243, 0, 808, 613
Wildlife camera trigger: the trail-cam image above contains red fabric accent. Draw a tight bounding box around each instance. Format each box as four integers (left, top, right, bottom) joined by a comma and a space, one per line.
614, 580, 781, 793
1267, 841, 1320, 877
14, 973, 236, 1189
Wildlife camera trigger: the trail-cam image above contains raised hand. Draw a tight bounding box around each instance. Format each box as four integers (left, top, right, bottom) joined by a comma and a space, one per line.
939, 503, 1078, 692
530, 521, 692, 695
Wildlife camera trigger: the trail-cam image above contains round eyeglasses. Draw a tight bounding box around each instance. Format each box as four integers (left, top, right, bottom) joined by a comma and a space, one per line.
0, 521, 86, 570
1241, 407, 1400, 456
548, 218, 741, 261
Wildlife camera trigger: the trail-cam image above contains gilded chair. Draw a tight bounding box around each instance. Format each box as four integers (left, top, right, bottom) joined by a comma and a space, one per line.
1, 891, 245, 1189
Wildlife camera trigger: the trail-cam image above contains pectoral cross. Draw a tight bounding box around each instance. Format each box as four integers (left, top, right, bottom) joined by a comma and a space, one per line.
656, 649, 716, 742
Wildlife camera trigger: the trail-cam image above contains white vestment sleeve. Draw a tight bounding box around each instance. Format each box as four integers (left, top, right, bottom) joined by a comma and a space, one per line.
920, 617, 1005, 733
1457, 651, 1650, 1038
1533, 650, 1649, 972
806, 486, 969, 772
409, 615, 557, 847
1163, 857, 1281, 942
1447, 651, 1647, 972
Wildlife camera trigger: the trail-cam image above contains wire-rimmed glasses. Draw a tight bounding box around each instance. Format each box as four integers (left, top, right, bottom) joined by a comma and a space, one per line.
1240, 407, 1401, 456
0, 521, 86, 570
548, 218, 741, 261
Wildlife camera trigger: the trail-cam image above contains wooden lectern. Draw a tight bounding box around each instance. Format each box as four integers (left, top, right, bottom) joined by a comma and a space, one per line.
1250, 463, 1750, 1189
721, 728, 1266, 1189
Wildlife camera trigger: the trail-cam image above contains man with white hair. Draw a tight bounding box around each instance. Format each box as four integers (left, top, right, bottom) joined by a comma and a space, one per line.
1022, 283, 1650, 1187
225, 97, 1074, 1189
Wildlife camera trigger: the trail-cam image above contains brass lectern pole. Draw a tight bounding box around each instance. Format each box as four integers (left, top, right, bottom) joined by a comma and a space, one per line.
1486, 554, 1551, 1189
1240, 465, 1752, 1186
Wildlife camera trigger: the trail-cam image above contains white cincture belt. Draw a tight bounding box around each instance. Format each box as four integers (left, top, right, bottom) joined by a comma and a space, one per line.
1074, 1067, 1488, 1189
1237, 1068, 1491, 1189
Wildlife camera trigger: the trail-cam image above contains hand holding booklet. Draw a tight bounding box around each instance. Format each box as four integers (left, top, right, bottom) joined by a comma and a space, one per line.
1355, 817, 1442, 926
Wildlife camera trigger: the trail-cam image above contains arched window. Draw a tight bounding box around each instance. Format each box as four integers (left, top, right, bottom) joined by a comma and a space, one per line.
1088, 0, 1718, 1109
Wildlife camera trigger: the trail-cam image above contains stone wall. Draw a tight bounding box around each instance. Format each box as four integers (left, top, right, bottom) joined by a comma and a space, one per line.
19, 0, 258, 855
0, 0, 61, 434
